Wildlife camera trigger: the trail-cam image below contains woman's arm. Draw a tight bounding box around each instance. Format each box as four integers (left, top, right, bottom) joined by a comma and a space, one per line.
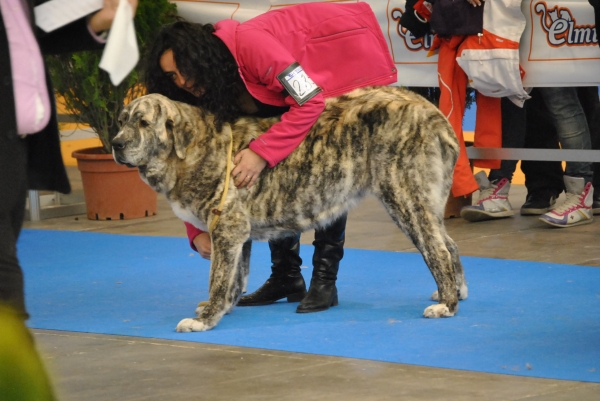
184, 222, 211, 259
230, 30, 326, 186
248, 92, 325, 167
37, 0, 138, 55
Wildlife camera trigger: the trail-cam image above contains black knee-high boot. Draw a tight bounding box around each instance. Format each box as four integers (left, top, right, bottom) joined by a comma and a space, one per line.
237, 234, 307, 306
296, 214, 347, 313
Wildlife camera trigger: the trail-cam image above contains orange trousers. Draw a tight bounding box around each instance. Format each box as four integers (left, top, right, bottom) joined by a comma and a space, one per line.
436, 36, 502, 197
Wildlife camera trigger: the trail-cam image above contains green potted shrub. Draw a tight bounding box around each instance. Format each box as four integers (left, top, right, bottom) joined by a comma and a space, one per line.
46, 0, 177, 220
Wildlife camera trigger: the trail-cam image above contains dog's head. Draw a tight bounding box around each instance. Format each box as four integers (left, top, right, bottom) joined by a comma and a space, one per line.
112, 93, 195, 168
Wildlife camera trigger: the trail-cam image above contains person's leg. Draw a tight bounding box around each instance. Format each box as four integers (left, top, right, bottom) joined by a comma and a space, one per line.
537, 87, 594, 227
461, 98, 524, 222
538, 87, 592, 181
487, 97, 527, 182
576, 86, 600, 214
520, 88, 565, 215
0, 134, 29, 320
236, 233, 306, 306
296, 213, 347, 313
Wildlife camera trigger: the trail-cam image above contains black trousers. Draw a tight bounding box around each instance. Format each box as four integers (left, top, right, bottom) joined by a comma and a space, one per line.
488, 97, 527, 183
0, 133, 29, 319
489, 88, 600, 195
267, 213, 348, 263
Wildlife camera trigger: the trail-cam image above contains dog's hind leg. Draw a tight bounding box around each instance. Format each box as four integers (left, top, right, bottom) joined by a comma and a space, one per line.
177, 219, 251, 332
376, 187, 459, 318
431, 229, 468, 302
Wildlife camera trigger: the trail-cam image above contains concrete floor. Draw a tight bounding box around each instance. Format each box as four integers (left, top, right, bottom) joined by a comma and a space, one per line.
24, 167, 600, 400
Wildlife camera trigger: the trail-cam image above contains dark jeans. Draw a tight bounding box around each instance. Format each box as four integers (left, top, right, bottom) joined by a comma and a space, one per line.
537, 87, 592, 181
577, 87, 600, 190
0, 133, 29, 320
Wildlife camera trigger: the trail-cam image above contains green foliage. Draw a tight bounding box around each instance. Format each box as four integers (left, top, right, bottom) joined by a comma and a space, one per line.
46, 0, 177, 153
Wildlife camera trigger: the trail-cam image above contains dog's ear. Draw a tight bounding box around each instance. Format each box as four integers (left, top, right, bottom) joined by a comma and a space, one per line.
168, 119, 193, 160
159, 98, 192, 160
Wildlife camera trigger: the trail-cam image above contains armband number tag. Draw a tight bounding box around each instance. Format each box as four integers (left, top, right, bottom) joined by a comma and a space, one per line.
277, 62, 322, 106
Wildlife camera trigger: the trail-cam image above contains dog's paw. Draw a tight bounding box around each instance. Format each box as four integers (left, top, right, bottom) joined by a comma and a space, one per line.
423, 304, 455, 318
458, 283, 468, 300
176, 318, 213, 332
430, 290, 439, 301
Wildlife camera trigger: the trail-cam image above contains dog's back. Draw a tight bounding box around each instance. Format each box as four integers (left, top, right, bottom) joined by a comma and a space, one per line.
238, 86, 459, 233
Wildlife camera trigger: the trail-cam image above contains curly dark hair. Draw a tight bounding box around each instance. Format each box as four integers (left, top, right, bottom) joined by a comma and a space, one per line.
143, 21, 245, 128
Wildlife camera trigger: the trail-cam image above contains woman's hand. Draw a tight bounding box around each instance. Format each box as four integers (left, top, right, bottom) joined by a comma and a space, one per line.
231, 149, 267, 189
465, 0, 484, 6
193, 232, 212, 260
88, 0, 138, 33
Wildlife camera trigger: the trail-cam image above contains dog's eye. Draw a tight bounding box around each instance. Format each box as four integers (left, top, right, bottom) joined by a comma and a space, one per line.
140, 120, 150, 128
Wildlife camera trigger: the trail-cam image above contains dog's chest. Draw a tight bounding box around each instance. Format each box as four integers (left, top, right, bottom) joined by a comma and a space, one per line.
170, 202, 208, 232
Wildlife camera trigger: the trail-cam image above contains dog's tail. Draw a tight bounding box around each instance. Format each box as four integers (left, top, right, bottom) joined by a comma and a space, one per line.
431, 117, 461, 209
435, 116, 460, 173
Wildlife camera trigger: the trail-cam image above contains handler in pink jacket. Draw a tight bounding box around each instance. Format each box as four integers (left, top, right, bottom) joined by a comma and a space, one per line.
144, 2, 397, 313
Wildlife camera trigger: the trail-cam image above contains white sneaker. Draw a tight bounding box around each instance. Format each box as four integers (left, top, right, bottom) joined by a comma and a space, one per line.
460, 171, 514, 222
539, 176, 593, 228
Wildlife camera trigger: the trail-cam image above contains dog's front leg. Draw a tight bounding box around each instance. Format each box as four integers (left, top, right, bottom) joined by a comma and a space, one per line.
235, 240, 252, 308
176, 219, 250, 332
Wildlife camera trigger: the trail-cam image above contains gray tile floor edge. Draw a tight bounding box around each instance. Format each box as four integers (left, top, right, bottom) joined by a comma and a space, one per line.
24, 167, 600, 400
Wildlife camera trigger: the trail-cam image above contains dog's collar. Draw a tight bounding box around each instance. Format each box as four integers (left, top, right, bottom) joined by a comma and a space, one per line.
209, 124, 233, 233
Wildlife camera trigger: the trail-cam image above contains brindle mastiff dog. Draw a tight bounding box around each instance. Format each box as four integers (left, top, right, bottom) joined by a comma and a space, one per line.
112, 86, 468, 332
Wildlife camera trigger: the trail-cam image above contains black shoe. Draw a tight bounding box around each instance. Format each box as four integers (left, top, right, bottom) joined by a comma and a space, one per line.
237, 234, 307, 306
236, 276, 307, 306
593, 197, 600, 216
296, 215, 346, 314
520, 190, 560, 215
296, 281, 338, 313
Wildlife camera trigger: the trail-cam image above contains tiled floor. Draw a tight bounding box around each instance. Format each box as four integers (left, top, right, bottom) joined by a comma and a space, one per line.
24, 167, 600, 400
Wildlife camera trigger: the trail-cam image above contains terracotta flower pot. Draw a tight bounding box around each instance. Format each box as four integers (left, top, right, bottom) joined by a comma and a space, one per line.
72, 147, 157, 220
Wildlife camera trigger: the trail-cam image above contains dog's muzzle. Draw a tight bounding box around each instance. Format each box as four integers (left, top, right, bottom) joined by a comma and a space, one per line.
111, 137, 136, 167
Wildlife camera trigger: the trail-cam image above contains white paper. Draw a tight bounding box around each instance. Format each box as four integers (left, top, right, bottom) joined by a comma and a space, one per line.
34, 0, 103, 33
99, 0, 139, 86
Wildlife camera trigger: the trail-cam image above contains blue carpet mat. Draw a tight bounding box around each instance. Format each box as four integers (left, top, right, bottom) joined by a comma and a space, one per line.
19, 229, 600, 383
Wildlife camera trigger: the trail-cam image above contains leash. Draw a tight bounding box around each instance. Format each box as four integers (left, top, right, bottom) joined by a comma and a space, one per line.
208, 124, 233, 233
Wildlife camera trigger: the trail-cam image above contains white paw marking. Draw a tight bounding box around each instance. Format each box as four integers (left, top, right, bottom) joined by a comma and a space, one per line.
458, 283, 469, 300
423, 304, 455, 318
176, 318, 212, 332
430, 290, 439, 301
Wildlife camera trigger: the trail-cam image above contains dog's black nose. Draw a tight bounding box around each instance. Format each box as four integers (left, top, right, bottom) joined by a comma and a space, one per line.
111, 137, 126, 151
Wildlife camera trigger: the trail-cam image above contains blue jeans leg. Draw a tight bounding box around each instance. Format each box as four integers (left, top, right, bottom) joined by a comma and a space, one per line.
537, 87, 592, 182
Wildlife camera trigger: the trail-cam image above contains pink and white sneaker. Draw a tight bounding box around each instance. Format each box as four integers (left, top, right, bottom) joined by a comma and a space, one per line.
460, 171, 514, 222
539, 176, 593, 228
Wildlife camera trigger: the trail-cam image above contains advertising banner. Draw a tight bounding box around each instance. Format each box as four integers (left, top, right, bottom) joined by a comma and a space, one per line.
172, 0, 600, 86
